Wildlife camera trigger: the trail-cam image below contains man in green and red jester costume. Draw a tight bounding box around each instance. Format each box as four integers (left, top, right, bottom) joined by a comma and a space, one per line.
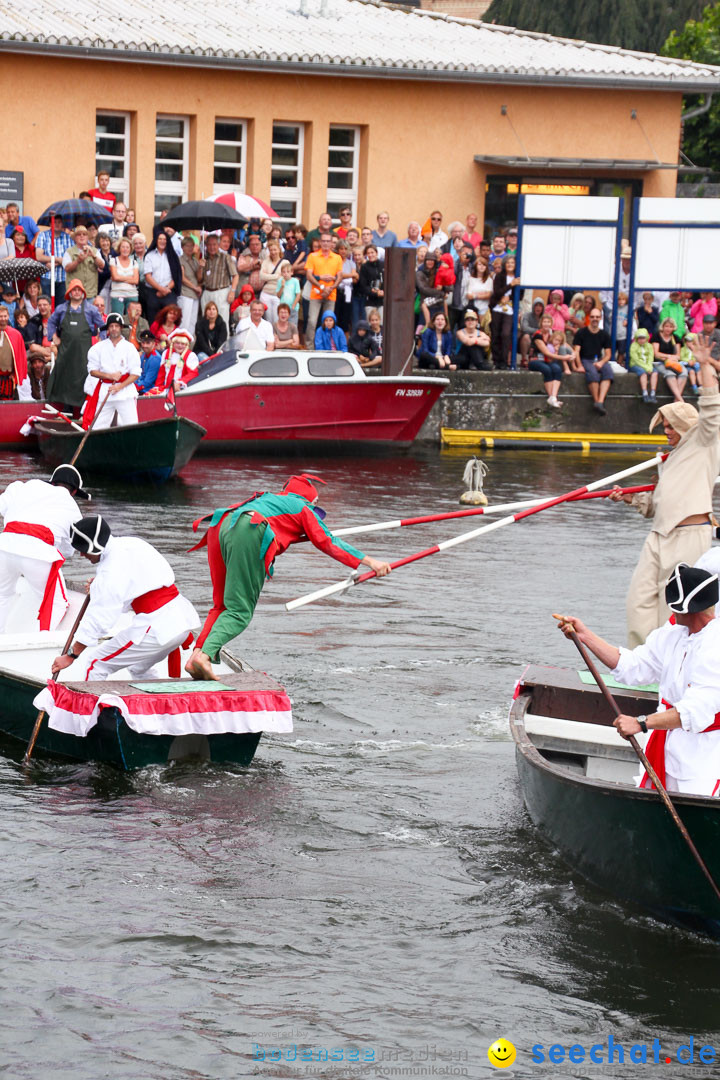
185, 473, 391, 680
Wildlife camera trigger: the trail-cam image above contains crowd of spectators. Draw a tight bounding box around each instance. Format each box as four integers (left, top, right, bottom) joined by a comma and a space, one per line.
0, 182, 714, 411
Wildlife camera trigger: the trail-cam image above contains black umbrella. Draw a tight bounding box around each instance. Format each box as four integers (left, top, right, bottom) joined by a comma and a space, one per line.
37, 199, 113, 227
160, 200, 248, 232
0, 257, 47, 285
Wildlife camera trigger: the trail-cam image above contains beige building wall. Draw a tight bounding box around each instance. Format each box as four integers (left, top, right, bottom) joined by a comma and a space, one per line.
1, 53, 682, 231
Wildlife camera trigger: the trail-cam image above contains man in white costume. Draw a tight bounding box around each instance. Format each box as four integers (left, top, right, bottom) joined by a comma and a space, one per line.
51, 516, 199, 682
609, 338, 720, 647
556, 563, 720, 797
0, 465, 89, 632
83, 313, 141, 430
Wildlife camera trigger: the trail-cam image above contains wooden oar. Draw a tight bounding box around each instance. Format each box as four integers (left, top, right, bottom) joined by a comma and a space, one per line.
286, 455, 665, 611
330, 486, 655, 539
23, 594, 90, 765
562, 625, 720, 905
69, 385, 113, 467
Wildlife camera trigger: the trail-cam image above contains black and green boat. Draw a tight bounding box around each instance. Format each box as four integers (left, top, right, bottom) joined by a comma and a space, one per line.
33, 416, 206, 483
0, 637, 291, 771
510, 665, 720, 938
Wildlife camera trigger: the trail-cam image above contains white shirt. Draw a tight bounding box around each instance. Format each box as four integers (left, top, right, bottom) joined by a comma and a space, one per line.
427, 230, 448, 252
613, 619, 720, 782
97, 222, 126, 243
77, 535, 199, 647
143, 249, 173, 288
238, 317, 274, 350
84, 337, 141, 400
0, 479, 80, 561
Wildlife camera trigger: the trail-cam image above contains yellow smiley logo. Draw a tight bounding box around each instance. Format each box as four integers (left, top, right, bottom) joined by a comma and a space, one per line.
488, 1039, 516, 1069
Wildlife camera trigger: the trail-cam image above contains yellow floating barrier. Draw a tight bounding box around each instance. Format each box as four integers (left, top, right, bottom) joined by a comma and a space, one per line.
441, 428, 666, 454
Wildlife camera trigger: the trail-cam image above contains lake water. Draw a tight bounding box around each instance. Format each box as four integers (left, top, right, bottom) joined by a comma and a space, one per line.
1, 447, 718, 1080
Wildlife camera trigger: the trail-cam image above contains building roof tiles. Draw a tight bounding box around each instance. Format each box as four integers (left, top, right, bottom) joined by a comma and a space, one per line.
1, 0, 719, 89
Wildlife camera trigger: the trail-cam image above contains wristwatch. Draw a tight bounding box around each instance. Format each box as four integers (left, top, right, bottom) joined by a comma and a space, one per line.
636, 714, 648, 733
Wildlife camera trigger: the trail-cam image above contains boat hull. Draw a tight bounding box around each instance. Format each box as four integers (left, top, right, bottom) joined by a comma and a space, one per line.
136, 376, 443, 448
511, 666, 720, 937
0, 668, 262, 770
34, 416, 206, 482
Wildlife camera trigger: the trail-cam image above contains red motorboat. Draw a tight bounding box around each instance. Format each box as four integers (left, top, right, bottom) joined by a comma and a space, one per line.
6, 351, 447, 452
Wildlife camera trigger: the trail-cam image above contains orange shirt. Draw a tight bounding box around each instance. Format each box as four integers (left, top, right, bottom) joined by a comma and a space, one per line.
305, 250, 343, 301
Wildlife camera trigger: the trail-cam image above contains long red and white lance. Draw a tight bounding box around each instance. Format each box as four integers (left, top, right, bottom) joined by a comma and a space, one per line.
330, 485, 655, 539
286, 454, 665, 612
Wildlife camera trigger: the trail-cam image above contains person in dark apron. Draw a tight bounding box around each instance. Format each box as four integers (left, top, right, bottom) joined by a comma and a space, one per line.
47, 280, 102, 413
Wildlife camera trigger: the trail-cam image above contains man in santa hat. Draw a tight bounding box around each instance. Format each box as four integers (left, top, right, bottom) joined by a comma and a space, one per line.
556, 562, 720, 797
185, 473, 391, 680
151, 327, 199, 392
52, 515, 199, 681
0, 464, 89, 632
0, 304, 27, 400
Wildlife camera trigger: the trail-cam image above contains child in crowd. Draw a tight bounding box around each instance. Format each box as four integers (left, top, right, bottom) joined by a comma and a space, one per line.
628, 326, 657, 403
550, 330, 574, 375
615, 291, 628, 367
229, 284, 256, 330
275, 261, 301, 324
135, 330, 162, 394
367, 308, 383, 357
679, 331, 701, 394
13, 308, 34, 348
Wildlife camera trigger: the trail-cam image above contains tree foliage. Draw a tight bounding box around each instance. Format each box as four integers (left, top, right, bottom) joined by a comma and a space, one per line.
482, 0, 706, 56
663, 4, 720, 171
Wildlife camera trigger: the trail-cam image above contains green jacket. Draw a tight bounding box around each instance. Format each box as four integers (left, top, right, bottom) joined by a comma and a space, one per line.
659, 299, 685, 338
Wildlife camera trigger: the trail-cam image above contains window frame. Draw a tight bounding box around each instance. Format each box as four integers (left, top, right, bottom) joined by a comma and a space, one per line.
213, 118, 247, 194
307, 355, 356, 378
270, 122, 305, 225
248, 355, 300, 378
154, 114, 189, 219
326, 125, 360, 224
95, 110, 130, 204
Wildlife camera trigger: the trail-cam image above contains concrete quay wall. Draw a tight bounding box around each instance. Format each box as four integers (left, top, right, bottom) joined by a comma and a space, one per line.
414, 370, 674, 443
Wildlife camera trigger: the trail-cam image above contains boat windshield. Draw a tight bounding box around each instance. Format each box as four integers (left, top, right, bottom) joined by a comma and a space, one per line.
307, 356, 355, 378
248, 355, 299, 378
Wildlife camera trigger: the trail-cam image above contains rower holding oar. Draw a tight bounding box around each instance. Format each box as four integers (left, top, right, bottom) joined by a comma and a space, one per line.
555, 561, 720, 797
609, 335, 720, 647
52, 516, 199, 681
0, 465, 89, 633
185, 473, 391, 681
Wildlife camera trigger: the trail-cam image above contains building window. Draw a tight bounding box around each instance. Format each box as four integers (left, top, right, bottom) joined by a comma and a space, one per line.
270, 123, 304, 224
95, 111, 130, 203
213, 119, 247, 193
326, 125, 360, 223
154, 115, 189, 218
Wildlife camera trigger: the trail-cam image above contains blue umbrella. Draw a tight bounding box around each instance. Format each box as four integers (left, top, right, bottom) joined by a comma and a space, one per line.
37, 199, 113, 227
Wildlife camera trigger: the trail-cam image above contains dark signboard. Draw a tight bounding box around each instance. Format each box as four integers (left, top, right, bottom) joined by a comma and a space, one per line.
0, 171, 24, 210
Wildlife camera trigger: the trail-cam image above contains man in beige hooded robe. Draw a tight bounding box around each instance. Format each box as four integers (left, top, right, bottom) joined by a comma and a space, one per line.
610, 340, 720, 646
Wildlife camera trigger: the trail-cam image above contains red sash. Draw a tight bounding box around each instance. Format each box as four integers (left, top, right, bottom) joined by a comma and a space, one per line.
640, 698, 720, 789
3, 520, 63, 630
131, 584, 179, 614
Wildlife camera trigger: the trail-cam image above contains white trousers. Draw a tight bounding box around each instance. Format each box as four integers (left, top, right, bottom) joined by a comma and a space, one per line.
93, 396, 139, 430
260, 291, 280, 326
178, 295, 199, 334
0, 551, 68, 633
80, 623, 191, 681
626, 525, 712, 648
666, 774, 720, 797
200, 288, 230, 332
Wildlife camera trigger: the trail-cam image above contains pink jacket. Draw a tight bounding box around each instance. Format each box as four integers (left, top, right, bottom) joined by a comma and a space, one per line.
690, 297, 718, 333
546, 302, 570, 333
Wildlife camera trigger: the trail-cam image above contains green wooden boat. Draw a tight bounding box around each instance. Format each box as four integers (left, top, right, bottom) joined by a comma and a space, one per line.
0, 621, 290, 770
510, 665, 720, 938
33, 416, 206, 483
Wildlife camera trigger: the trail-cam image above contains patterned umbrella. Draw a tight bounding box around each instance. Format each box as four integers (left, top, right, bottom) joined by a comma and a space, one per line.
0, 257, 47, 284
37, 199, 113, 227
207, 192, 277, 219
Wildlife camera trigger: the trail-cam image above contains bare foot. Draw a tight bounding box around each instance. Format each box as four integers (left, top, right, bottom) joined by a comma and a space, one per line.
184, 649, 218, 681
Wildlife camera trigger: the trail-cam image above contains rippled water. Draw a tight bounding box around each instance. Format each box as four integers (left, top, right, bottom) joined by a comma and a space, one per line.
1, 448, 719, 1080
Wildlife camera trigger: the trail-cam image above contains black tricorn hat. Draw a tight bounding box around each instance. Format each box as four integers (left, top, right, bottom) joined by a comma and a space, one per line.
70, 515, 111, 555
50, 464, 91, 500
665, 562, 719, 614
